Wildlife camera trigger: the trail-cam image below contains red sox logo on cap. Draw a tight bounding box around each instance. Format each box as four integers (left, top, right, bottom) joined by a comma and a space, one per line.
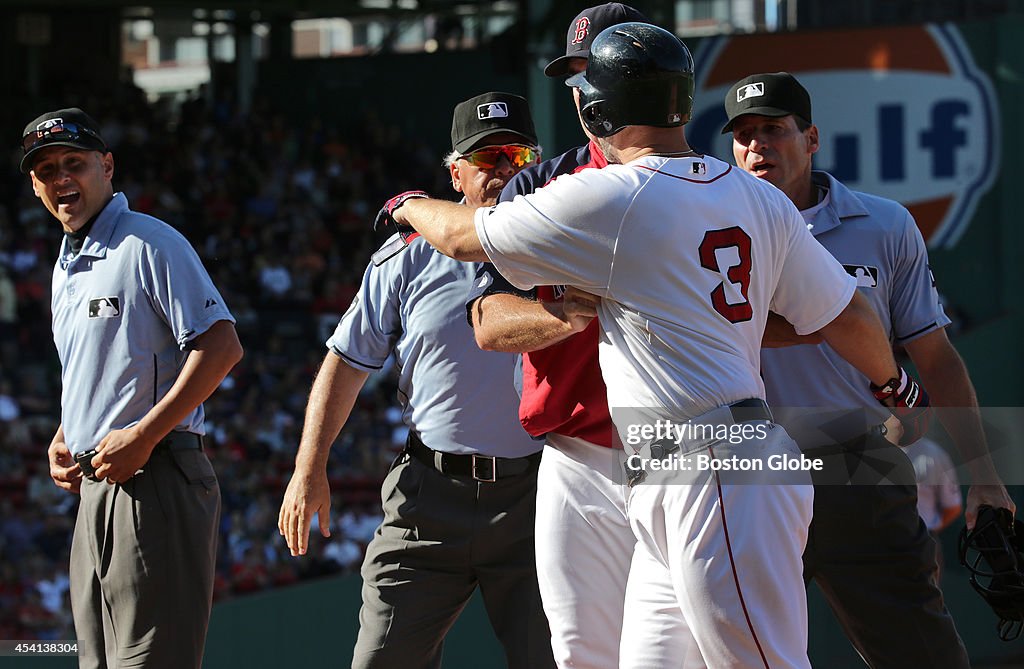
572, 17, 590, 45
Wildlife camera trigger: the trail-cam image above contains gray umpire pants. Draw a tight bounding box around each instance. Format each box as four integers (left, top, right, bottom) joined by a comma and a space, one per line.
352, 450, 555, 669
70, 437, 220, 669
803, 431, 971, 668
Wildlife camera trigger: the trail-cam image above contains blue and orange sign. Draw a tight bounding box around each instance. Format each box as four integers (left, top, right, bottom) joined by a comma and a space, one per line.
688, 24, 999, 248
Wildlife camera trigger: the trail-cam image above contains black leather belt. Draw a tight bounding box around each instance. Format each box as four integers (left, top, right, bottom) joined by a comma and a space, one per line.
73, 432, 202, 482
406, 431, 541, 482
152, 431, 204, 453
802, 423, 888, 458
726, 398, 774, 424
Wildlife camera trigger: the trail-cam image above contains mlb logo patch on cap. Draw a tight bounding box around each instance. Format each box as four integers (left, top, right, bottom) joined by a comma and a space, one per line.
36, 117, 64, 132
451, 92, 537, 154
477, 102, 509, 120
736, 83, 764, 102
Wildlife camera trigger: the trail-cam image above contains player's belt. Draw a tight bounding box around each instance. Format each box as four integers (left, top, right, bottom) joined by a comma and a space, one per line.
405, 431, 542, 483
725, 398, 774, 424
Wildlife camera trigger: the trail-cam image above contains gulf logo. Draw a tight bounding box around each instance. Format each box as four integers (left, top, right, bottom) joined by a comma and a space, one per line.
687, 24, 999, 248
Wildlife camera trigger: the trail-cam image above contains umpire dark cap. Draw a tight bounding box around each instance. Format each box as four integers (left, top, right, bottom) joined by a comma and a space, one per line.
451, 92, 538, 154
544, 2, 650, 78
20, 107, 108, 174
721, 72, 813, 134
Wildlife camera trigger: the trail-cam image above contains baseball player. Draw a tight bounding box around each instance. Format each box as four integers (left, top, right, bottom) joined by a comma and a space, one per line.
24, 108, 242, 668
724, 71, 1014, 668
388, 23, 929, 668
466, 4, 650, 668
277, 92, 555, 669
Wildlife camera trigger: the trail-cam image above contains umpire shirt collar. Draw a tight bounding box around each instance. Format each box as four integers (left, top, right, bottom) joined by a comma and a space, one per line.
804, 171, 869, 237
58, 193, 126, 263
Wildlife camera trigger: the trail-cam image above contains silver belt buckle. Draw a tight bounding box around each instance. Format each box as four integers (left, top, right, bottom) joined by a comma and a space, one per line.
471, 454, 497, 482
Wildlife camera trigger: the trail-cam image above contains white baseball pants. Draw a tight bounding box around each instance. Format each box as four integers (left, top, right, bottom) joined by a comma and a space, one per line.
619, 422, 814, 669
534, 434, 636, 669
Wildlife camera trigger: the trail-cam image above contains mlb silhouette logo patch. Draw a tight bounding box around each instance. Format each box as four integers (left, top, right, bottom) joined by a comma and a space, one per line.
736, 83, 764, 102
477, 103, 508, 120
36, 117, 65, 133
88, 297, 121, 318
842, 264, 879, 288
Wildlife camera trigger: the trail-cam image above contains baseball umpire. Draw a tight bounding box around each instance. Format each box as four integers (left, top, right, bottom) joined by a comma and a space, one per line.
389, 23, 931, 668
723, 71, 1015, 668
466, 4, 648, 667
24, 107, 242, 668
277, 92, 555, 669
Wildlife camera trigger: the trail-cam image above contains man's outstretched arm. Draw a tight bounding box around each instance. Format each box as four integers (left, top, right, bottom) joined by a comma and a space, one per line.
394, 199, 486, 262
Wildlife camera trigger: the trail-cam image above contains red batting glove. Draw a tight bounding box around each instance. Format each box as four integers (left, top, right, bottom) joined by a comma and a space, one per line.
374, 190, 429, 240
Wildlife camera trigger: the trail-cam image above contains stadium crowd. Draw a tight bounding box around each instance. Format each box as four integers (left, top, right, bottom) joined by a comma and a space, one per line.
0, 83, 455, 640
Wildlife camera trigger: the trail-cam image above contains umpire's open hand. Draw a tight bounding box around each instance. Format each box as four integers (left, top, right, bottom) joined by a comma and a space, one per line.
278, 470, 332, 557
48, 440, 82, 494
92, 426, 158, 485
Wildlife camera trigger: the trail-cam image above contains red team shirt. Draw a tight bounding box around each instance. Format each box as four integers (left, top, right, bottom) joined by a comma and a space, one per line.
470, 140, 617, 448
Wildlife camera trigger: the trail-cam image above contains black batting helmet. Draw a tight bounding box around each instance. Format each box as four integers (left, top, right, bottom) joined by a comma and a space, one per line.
565, 22, 694, 138
959, 505, 1024, 641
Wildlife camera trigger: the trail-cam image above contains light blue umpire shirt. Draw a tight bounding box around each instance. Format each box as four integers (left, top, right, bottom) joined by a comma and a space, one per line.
327, 234, 540, 458
51, 193, 235, 456
761, 171, 950, 445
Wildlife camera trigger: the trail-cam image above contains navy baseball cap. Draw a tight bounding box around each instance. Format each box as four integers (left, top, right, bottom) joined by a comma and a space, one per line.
21, 107, 107, 173
451, 92, 538, 154
544, 3, 649, 78
721, 72, 813, 134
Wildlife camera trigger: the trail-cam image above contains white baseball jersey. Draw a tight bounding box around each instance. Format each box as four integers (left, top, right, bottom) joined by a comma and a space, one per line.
475, 152, 853, 668
475, 153, 856, 421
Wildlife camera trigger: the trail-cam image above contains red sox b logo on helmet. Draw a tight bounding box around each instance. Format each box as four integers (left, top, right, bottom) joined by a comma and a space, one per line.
572, 17, 590, 45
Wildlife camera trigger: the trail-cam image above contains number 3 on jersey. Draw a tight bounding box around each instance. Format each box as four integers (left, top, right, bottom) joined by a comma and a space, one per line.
698, 227, 753, 323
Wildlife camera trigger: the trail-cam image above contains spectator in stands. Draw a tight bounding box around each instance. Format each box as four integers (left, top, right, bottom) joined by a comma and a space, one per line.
0, 264, 16, 368
906, 436, 963, 578
0, 378, 20, 422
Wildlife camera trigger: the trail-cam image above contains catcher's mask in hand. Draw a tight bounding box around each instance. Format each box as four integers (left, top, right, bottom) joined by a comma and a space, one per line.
959, 505, 1024, 641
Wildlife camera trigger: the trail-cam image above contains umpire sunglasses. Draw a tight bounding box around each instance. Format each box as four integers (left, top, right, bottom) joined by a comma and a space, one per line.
459, 144, 539, 170
22, 122, 105, 154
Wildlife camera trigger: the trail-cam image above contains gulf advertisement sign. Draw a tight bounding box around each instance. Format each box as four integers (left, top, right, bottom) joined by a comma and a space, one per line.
687, 24, 999, 248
